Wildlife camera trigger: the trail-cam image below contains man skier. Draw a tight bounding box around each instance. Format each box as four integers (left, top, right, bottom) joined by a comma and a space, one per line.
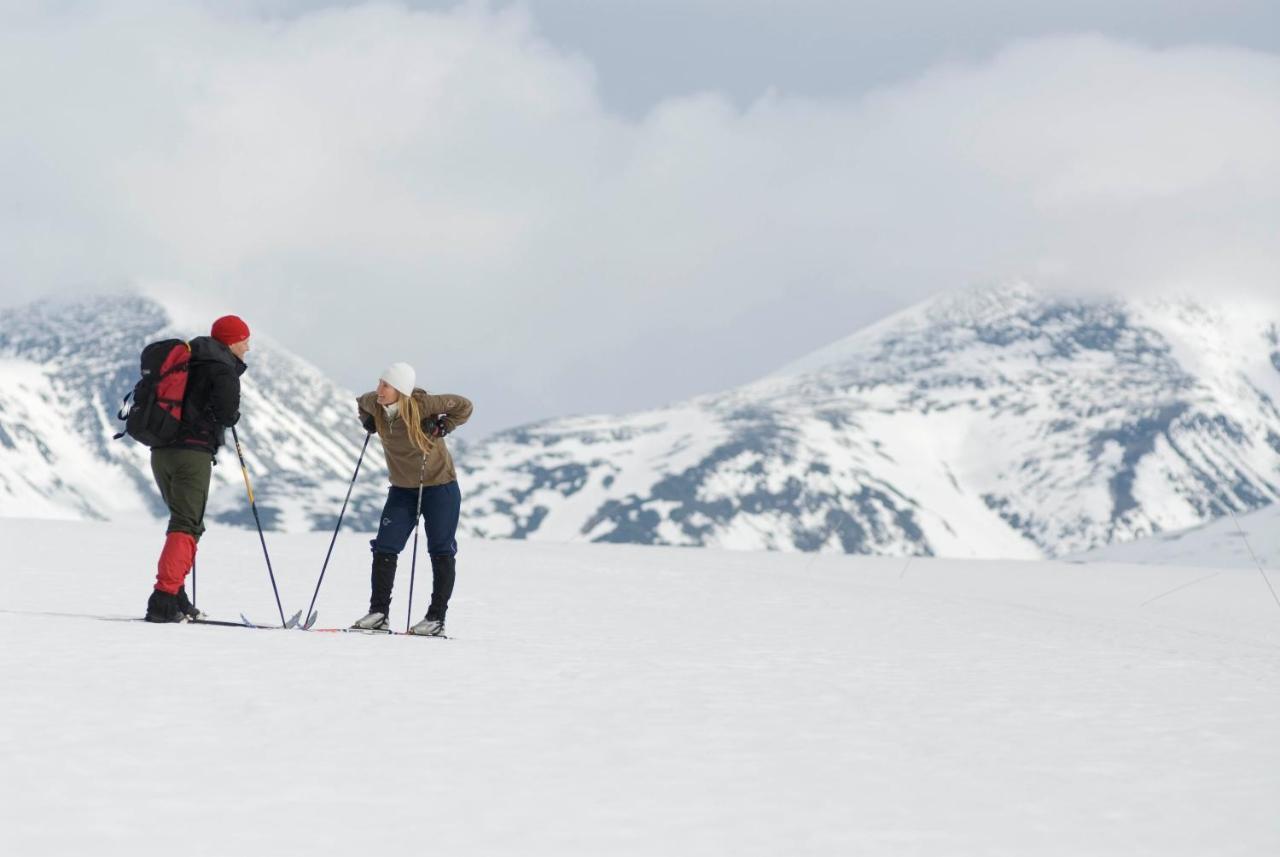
144, 315, 251, 623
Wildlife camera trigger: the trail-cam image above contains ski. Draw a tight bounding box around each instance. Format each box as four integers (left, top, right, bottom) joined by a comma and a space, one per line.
7, 611, 263, 629
308, 626, 449, 639
29, 609, 301, 630
311, 626, 393, 635
238, 610, 302, 629
182, 610, 301, 630
191, 618, 264, 629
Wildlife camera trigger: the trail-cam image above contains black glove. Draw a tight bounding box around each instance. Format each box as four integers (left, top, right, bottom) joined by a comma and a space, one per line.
423, 415, 450, 438
360, 413, 376, 434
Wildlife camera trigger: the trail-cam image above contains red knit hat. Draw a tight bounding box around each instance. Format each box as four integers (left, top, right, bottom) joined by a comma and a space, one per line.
211, 315, 251, 346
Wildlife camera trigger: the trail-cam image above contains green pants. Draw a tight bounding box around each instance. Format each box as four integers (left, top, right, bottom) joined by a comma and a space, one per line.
151, 448, 213, 541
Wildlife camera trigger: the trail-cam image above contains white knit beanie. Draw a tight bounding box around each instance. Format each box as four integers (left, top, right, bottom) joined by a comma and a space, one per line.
380, 362, 416, 397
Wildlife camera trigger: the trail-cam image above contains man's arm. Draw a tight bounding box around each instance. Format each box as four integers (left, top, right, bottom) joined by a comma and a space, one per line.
208, 367, 241, 428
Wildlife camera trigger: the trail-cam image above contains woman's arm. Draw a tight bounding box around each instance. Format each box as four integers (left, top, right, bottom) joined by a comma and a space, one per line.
415, 392, 473, 435
355, 392, 378, 433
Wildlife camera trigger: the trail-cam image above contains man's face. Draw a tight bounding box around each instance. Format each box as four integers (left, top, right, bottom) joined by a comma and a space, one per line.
229, 337, 251, 359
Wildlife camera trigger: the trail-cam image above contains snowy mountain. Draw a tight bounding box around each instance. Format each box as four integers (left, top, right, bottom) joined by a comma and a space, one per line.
461, 284, 1280, 558
3, 287, 1279, 561
0, 294, 390, 532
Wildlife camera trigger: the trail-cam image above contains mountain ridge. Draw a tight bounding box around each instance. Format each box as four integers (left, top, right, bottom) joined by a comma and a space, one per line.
0, 293, 392, 532
2, 286, 1278, 560
461, 284, 1280, 557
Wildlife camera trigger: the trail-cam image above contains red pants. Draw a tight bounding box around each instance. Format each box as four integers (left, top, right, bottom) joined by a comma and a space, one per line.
154, 531, 197, 594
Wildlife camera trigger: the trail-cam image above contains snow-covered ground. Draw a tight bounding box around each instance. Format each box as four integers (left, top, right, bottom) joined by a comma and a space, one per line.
1, 516, 1278, 856
1077, 500, 1280, 570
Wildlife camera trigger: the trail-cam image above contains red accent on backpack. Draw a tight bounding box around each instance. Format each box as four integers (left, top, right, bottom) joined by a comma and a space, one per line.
154, 344, 190, 423
113, 339, 193, 447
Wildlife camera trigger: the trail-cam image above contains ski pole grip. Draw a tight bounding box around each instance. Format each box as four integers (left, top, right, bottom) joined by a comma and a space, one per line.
234, 435, 255, 505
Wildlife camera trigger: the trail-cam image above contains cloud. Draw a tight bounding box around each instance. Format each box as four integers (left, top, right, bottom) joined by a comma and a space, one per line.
2, 2, 1278, 433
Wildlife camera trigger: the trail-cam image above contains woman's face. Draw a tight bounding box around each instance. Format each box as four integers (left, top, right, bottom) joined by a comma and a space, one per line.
376, 379, 400, 406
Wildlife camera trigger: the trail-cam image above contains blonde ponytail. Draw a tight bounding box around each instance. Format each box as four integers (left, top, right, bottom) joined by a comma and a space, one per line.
398, 391, 434, 456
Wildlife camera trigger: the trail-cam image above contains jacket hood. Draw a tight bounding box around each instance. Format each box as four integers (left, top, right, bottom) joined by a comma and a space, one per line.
189, 335, 246, 375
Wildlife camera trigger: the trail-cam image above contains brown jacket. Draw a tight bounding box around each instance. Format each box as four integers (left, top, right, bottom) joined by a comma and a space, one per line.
356, 389, 473, 488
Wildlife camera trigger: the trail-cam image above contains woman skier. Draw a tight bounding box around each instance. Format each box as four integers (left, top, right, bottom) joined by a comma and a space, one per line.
351, 362, 473, 635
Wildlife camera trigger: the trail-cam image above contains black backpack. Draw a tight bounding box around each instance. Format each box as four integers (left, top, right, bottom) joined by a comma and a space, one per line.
113, 339, 193, 447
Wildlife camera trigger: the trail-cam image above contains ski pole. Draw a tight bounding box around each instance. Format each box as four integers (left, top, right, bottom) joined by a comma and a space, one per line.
405, 454, 427, 632
303, 432, 372, 628
193, 489, 209, 612
231, 425, 288, 628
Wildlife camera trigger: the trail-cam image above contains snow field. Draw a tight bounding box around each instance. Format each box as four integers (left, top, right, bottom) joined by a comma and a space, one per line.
1, 516, 1277, 856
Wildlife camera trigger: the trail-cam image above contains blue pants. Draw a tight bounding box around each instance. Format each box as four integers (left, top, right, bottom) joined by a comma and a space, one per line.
370, 481, 461, 558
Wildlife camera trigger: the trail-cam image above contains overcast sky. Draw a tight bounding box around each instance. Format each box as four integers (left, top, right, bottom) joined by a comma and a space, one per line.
2, 1, 1278, 436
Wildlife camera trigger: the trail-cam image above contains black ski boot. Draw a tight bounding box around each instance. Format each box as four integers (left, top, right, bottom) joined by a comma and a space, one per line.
175, 586, 205, 621
351, 551, 397, 629
409, 555, 455, 637
145, 590, 187, 623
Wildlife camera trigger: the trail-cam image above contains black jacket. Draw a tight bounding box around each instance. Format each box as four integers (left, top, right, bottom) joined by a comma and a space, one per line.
171, 336, 246, 454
